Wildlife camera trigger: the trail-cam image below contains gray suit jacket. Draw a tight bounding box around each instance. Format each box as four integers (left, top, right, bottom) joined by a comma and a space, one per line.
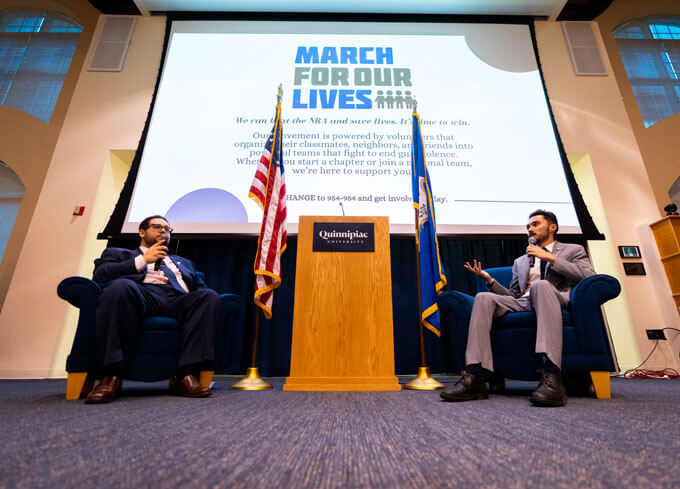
488, 241, 595, 303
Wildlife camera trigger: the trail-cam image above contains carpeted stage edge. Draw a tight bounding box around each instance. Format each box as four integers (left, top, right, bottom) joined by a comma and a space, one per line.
1, 376, 679, 489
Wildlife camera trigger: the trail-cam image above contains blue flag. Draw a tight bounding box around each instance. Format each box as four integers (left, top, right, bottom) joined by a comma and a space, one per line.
411, 110, 447, 336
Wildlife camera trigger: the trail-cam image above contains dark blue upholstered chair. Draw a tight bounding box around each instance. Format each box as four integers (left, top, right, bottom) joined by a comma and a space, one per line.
57, 276, 241, 400
437, 267, 620, 398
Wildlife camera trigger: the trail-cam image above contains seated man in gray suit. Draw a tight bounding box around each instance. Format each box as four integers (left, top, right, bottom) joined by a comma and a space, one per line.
440, 210, 595, 407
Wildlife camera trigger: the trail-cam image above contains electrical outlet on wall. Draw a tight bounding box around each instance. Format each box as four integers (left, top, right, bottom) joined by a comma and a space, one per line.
646, 329, 666, 340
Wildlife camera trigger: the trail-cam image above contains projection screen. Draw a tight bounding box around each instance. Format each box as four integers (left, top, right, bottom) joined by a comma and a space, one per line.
120, 19, 583, 235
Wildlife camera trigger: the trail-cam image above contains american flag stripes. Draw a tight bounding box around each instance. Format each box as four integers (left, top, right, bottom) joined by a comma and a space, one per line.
248, 102, 287, 319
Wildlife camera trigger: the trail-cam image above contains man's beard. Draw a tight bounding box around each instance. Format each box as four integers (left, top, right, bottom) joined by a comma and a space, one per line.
536, 231, 551, 246
143, 236, 169, 248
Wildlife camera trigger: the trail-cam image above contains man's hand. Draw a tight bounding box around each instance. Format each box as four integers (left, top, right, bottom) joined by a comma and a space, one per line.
142, 239, 168, 264
526, 245, 555, 264
463, 259, 494, 284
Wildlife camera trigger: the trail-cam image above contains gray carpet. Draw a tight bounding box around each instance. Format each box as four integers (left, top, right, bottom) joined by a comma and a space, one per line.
1, 376, 679, 489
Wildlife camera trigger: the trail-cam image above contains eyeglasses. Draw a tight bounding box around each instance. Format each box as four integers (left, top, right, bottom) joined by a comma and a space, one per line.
146, 224, 173, 233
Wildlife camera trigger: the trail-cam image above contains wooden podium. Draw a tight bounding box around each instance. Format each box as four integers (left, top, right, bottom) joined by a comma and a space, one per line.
283, 216, 401, 391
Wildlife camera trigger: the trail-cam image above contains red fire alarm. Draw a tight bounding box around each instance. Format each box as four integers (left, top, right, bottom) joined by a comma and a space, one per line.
72, 206, 85, 216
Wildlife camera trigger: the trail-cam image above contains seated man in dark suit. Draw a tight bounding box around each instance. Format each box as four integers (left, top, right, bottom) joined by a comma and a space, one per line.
85, 215, 219, 404
440, 210, 595, 407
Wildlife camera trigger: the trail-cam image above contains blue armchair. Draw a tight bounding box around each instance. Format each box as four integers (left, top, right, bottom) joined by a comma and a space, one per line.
437, 267, 620, 398
57, 276, 241, 400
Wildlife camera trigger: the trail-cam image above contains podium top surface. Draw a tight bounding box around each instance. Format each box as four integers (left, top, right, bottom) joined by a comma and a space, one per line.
299, 215, 389, 224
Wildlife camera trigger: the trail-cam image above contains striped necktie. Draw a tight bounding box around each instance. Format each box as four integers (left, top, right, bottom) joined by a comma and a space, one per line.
160, 262, 187, 293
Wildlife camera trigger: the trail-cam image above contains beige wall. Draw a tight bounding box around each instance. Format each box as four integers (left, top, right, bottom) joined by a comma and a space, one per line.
0, 0, 98, 311
568, 152, 642, 370
0, 8, 165, 377
534, 14, 680, 370
0, 1, 678, 377
596, 0, 680, 214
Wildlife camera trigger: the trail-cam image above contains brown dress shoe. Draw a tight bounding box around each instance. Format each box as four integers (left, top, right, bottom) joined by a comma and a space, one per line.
85, 376, 122, 404
530, 372, 568, 407
169, 374, 212, 398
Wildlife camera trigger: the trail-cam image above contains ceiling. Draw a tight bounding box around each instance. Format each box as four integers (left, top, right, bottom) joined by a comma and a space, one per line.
88, 0, 614, 21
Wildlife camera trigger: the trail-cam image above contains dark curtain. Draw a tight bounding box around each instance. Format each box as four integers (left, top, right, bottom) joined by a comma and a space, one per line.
106, 236, 584, 375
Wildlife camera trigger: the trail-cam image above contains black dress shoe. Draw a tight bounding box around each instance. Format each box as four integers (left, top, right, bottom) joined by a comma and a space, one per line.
169, 374, 212, 398
440, 370, 489, 402
85, 376, 122, 404
530, 372, 567, 407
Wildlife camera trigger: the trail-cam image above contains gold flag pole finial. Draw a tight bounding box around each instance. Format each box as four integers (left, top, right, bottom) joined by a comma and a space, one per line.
412, 97, 417, 112
277, 83, 283, 104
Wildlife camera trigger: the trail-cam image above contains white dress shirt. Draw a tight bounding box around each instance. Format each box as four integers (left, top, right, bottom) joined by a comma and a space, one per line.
522, 241, 555, 298
135, 247, 190, 293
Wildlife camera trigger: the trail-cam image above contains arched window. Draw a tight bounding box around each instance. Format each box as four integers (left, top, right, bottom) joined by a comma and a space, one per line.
613, 17, 680, 127
0, 161, 25, 263
0, 8, 82, 123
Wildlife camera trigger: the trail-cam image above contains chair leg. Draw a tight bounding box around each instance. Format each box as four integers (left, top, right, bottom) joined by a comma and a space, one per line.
199, 370, 214, 388
491, 375, 506, 393
66, 372, 94, 400
589, 371, 611, 399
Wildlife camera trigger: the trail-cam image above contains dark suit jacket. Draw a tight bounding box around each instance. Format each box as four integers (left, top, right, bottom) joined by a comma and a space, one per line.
93, 247, 206, 291
489, 241, 595, 303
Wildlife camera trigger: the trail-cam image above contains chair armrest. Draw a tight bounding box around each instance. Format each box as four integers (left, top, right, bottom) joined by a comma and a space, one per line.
570, 274, 621, 310
438, 291, 475, 335
57, 277, 102, 372
219, 293, 241, 315
57, 277, 102, 308
438, 290, 475, 315
569, 274, 621, 352
218, 293, 242, 334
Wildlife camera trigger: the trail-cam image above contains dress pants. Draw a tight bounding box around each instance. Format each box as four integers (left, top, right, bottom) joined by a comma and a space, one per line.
95, 279, 220, 369
465, 280, 568, 372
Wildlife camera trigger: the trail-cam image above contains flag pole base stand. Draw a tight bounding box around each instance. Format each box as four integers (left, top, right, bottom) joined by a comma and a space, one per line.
404, 367, 445, 390
230, 368, 273, 390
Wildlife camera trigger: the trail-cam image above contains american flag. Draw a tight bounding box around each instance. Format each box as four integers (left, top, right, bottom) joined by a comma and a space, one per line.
248, 103, 287, 319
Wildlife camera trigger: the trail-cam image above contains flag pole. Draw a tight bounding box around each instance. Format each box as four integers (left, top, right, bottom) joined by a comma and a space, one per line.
231, 84, 285, 391
404, 99, 445, 391
230, 307, 272, 390
404, 207, 444, 390
414, 207, 427, 368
